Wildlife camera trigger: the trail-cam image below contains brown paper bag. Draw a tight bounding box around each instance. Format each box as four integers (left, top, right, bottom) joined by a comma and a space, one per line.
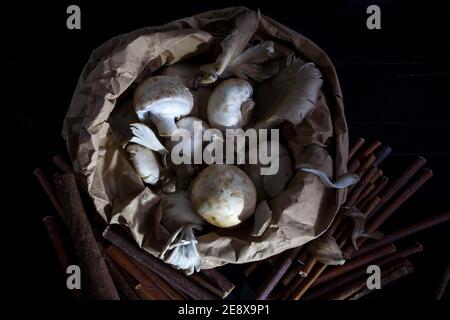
62, 7, 349, 269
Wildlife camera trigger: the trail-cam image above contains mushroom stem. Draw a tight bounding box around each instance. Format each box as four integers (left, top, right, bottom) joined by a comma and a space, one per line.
150, 114, 178, 137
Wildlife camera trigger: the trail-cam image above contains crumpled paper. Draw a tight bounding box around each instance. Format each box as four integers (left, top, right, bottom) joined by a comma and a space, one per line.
62, 6, 349, 269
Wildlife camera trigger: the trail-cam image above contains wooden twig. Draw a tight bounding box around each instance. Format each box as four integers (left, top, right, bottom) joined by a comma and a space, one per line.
105, 245, 169, 300
355, 154, 376, 178
189, 273, 225, 298
351, 211, 450, 258
281, 249, 308, 286
52, 154, 75, 174
304, 242, 423, 300
42, 216, 83, 300
373, 145, 392, 167
354, 183, 375, 208
348, 159, 361, 173
313, 243, 396, 287
359, 176, 388, 208
102, 226, 216, 300
291, 264, 327, 300
52, 154, 87, 192
348, 138, 365, 160
369, 168, 433, 229
372, 156, 426, 214
201, 268, 235, 298
54, 174, 119, 300
350, 259, 415, 300
356, 140, 381, 160
359, 166, 378, 186
434, 262, 450, 300
135, 260, 184, 300
100, 246, 139, 300
254, 247, 303, 300
34, 168, 64, 217
134, 284, 158, 300
346, 168, 433, 256
244, 260, 264, 277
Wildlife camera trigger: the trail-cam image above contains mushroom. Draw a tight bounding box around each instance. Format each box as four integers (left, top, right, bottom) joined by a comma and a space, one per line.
207, 78, 255, 131
166, 117, 209, 189
133, 75, 194, 137
166, 116, 210, 162
159, 191, 205, 275
126, 144, 161, 185
242, 139, 294, 200
253, 58, 323, 129
197, 11, 278, 84
160, 191, 205, 233
191, 164, 257, 228
166, 116, 210, 189
128, 123, 176, 193
158, 61, 201, 89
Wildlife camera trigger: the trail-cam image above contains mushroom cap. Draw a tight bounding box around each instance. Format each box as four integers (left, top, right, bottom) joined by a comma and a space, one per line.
134, 75, 193, 120
207, 78, 254, 131
191, 164, 257, 228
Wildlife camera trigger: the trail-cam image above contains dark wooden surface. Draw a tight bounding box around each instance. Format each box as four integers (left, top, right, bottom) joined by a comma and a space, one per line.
3, 1, 449, 300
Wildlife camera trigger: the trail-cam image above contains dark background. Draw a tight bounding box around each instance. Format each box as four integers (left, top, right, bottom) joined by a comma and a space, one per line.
3, 0, 449, 300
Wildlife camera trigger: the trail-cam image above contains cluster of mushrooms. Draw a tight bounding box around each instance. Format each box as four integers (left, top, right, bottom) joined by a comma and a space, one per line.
113, 11, 353, 274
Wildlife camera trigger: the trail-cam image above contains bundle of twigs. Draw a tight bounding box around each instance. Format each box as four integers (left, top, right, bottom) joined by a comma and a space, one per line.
246, 138, 449, 300
35, 156, 235, 300
35, 138, 449, 300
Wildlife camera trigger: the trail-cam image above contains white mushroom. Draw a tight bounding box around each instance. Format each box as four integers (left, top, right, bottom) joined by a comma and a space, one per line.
207, 78, 255, 131
165, 117, 210, 189
126, 144, 161, 185
134, 76, 193, 137
166, 116, 210, 161
191, 164, 257, 228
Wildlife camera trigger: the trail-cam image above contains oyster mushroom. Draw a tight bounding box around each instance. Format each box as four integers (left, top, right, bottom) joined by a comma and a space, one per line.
128, 123, 176, 193
254, 58, 323, 129
133, 76, 193, 137
191, 164, 257, 228
158, 61, 201, 89
126, 144, 161, 185
160, 191, 205, 233
159, 191, 205, 275
242, 139, 294, 200
207, 78, 255, 132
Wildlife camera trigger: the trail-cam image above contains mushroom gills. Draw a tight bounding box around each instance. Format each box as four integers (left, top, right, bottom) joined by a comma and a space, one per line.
159, 191, 204, 275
